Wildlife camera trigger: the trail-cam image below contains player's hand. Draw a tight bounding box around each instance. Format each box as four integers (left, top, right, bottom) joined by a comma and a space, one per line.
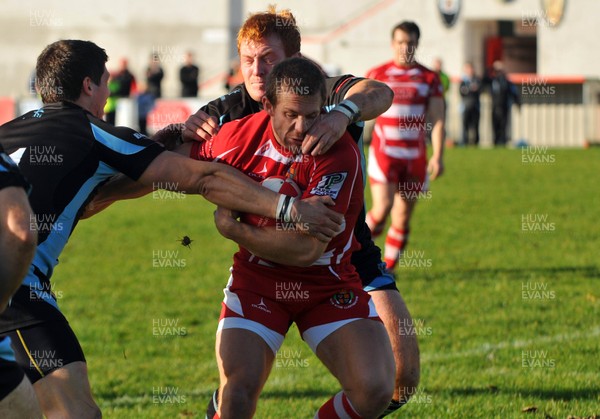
291, 196, 342, 242
427, 157, 444, 180
152, 124, 184, 150
302, 112, 348, 156
213, 206, 241, 239
183, 109, 220, 142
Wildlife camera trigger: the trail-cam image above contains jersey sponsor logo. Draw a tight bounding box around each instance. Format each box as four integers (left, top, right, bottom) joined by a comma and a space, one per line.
251, 297, 272, 314
310, 172, 347, 199
254, 140, 297, 165
255, 141, 273, 157
330, 289, 358, 309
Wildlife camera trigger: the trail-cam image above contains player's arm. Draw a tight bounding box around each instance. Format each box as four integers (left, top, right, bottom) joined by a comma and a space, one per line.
214, 206, 328, 266
151, 92, 230, 149
80, 174, 153, 218
137, 151, 342, 241
427, 96, 445, 180
343, 77, 394, 121
215, 135, 362, 264
181, 92, 242, 143
0, 186, 37, 311
302, 77, 393, 155
81, 142, 194, 219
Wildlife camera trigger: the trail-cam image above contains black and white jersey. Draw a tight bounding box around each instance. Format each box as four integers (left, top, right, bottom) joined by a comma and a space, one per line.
0, 144, 29, 192
0, 101, 164, 313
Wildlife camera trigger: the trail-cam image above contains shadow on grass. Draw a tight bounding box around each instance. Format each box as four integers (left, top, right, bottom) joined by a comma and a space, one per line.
261, 388, 334, 399
445, 386, 600, 401
419, 265, 600, 282
98, 388, 334, 408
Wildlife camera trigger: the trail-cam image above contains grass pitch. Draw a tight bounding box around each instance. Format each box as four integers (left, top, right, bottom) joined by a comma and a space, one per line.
57, 147, 599, 418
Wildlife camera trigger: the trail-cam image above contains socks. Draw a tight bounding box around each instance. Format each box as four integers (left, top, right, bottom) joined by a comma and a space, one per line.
384, 227, 408, 270
314, 391, 362, 419
378, 398, 408, 418
206, 388, 218, 419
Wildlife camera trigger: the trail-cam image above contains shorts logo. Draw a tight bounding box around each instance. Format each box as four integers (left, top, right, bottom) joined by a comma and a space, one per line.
330, 289, 358, 309
251, 297, 272, 314
310, 172, 347, 199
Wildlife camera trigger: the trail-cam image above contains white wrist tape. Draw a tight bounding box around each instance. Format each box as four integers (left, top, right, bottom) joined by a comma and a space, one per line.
276, 194, 296, 223
331, 99, 361, 124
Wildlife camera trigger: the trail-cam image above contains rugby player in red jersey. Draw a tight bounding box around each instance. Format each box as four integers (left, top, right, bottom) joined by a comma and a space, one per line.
365, 21, 446, 271
92, 8, 421, 415
189, 57, 394, 419
173, 8, 420, 415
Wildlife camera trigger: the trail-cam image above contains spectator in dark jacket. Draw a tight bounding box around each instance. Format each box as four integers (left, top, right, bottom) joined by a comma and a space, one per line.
459, 62, 482, 146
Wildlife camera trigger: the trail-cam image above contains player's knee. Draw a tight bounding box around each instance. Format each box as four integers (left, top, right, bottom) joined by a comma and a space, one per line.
44, 401, 101, 419
350, 372, 395, 417
220, 381, 260, 417
89, 404, 102, 419
69, 399, 101, 419
366, 211, 387, 237
397, 359, 420, 391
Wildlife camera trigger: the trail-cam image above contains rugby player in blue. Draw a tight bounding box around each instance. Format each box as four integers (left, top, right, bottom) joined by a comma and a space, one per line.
0, 39, 341, 418
0, 145, 42, 418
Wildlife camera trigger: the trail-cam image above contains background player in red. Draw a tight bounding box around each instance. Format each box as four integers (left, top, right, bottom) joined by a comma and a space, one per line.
365, 21, 446, 272
189, 58, 394, 419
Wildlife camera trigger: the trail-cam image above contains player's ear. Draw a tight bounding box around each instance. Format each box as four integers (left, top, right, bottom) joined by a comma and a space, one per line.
262, 96, 274, 115
81, 77, 94, 97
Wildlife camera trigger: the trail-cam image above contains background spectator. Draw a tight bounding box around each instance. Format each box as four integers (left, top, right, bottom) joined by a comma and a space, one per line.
459, 61, 482, 146
485, 60, 521, 146
179, 51, 199, 97
146, 54, 164, 99
104, 57, 137, 124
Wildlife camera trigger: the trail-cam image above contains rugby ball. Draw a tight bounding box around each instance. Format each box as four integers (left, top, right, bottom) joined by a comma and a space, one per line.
241, 176, 302, 227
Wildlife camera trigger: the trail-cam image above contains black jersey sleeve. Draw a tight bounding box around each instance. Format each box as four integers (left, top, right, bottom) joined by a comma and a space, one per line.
199, 85, 261, 126
324, 75, 364, 108
0, 147, 30, 192
88, 120, 165, 180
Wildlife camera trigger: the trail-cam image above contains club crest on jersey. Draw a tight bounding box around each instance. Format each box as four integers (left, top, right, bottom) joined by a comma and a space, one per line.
330, 289, 358, 309
286, 166, 297, 180
310, 172, 347, 199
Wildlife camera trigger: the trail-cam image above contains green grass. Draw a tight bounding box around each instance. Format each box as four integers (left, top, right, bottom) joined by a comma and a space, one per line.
56, 147, 600, 418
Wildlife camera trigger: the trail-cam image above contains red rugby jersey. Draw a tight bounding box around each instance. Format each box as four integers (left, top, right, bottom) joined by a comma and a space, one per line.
190, 111, 364, 283
366, 61, 442, 160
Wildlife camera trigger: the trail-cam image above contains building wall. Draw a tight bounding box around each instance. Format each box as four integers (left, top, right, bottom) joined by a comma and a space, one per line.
1, 0, 598, 145
538, 0, 600, 77
2, 0, 598, 99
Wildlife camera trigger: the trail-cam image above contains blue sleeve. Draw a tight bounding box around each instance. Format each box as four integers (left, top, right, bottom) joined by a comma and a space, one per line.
88, 120, 165, 180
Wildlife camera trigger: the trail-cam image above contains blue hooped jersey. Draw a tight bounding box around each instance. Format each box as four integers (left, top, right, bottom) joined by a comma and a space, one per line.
0, 102, 164, 310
